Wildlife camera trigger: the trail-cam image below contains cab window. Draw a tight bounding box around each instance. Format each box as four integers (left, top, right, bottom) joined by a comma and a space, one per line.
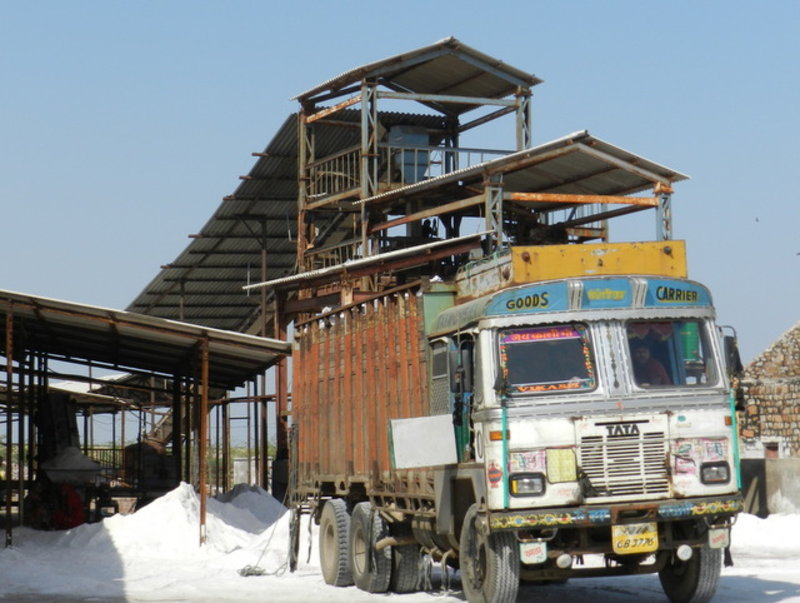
498, 324, 596, 395
626, 320, 718, 388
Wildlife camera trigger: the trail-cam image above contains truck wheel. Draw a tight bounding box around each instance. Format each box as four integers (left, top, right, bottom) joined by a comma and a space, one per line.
390, 543, 422, 593
319, 499, 353, 586
349, 502, 392, 593
658, 545, 721, 603
459, 503, 519, 603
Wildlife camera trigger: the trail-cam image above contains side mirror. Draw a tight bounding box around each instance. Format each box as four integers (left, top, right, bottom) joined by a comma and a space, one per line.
449, 347, 473, 393
723, 334, 743, 379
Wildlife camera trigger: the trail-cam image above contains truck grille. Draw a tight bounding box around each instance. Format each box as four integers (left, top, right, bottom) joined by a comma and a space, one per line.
578, 432, 669, 498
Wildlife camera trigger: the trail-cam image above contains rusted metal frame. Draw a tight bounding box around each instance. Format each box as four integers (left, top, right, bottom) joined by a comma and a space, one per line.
515, 88, 532, 151
304, 188, 361, 210
274, 297, 289, 485
407, 297, 425, 417
294, 281, 422, 328
356, 310, 368, 476
557, 204, 651, 229
378, 90, 516, 108
284, 292, 340, 315
342, 312, 354, 477
198, 338, 209, 545
368, 194, 484, 234
376, 299, 391, 475
567, 226, 607, 240
364, 304, 379, 485
336, 320, 346, 479
396, 295, 411, 420
360, 81, 379, 264
458, 106, 516, 134
297, 109, 312, 271
485, 172, 505, 252
249, 233, 486, 293
322, 322, 334, 478
306, 144, 361, 170
305, 95, 362, 124
265, 238, 482, 296
171, 376, 182, 488
655, 183, 673, 241
308, 324, 320, 473
5, 303, 14, 547
507, 192, 659, 207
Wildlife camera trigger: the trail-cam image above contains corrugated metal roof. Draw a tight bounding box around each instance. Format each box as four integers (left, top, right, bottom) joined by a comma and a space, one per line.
127, 110, 447, 332
295, 37, 542, 116
357, 130, 689, 210
0, 290, 289, 390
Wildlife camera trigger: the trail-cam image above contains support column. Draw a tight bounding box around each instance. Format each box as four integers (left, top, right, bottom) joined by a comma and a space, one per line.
198, 339, 209, 545
359, 81, 379, 261
485, 173, 505, 253
272, 293, 289, 502
5, 304, 14, 547
655, 182, 673, 241
516, 87, 532, 150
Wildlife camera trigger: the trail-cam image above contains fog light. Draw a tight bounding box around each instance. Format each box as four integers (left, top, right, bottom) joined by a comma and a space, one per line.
676, 544, 693, 561
700, 461, 730, 485
556, 553, 573, 569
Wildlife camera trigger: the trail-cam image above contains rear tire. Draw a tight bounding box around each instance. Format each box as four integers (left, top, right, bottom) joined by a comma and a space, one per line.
389, 527, 422, 594
349, 502, 392, 593
459, 503, 519, 603
659, 545, 721, 603
319, 499, 353, 586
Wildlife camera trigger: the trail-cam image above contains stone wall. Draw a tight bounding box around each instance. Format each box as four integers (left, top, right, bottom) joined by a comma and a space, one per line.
740, 320, 800, 457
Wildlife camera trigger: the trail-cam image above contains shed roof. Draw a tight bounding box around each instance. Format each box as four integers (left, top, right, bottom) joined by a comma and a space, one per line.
126, 110, 446, 332
0, 290, 289, 390
358, 130, 689, 209
295, 37, 542, 116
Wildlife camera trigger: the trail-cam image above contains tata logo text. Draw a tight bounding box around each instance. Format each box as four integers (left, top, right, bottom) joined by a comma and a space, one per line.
605, 423, 640, 437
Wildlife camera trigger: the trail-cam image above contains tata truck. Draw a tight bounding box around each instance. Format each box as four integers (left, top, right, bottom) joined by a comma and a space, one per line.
287, 238, 743, 603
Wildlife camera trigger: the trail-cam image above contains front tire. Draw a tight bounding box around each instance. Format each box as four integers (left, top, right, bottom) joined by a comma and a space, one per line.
459, 503, 520, 603
349, 502, 392, 593
319, 499, 353, 586
659, 545, 722, 603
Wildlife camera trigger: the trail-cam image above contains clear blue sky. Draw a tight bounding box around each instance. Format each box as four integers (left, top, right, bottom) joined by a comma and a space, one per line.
2, 1, 799, 363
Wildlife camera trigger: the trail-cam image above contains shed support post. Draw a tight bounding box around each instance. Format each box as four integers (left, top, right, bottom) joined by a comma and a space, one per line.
656, 183, 673, 241
5, 303, 14, 548
199, 339, 209, 546
485, 173, 505, 253
272, 293, 289, 503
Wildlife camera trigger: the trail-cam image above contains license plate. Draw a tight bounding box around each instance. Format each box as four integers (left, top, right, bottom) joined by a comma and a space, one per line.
519, 540, 547, 565
708, 527, 730, 549
611, 522, 658, 554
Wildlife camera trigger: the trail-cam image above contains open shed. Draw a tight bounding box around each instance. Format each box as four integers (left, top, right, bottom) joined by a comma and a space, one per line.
0, 289, 289, 545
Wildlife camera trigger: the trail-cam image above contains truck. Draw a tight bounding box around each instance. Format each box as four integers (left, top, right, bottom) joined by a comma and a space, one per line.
285, 240, 743, 603
265, 39, 744, 603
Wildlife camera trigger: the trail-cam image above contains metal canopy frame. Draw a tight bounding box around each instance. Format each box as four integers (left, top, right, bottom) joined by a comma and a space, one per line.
1, 290, 289, 546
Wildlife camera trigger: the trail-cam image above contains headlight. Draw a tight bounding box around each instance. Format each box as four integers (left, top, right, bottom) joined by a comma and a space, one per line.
510, 473, 546, 496
700, 461, 730, 485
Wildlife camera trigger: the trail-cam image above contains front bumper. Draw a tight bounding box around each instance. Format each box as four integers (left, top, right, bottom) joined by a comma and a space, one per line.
488, 494, 744, 531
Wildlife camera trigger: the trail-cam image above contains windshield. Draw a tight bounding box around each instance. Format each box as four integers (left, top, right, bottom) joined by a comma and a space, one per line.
498, 324, 596, 395
626, 319, 718, 388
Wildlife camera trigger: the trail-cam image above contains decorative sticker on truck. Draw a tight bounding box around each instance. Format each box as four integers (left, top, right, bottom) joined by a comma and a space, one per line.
487, 282, 569, 316
645, 279, 711, 307
582, 278, 631, 309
